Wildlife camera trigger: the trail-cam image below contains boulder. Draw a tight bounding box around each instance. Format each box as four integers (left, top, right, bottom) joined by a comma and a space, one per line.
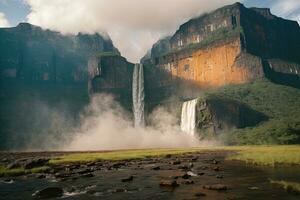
33, 187, 63, 199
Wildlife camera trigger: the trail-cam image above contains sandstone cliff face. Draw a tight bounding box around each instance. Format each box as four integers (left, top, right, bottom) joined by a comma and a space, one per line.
142, 2, 300, 97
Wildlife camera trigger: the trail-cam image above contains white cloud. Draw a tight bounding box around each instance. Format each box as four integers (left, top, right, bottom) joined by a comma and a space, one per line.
0, 12, 10, 27
25, 0, 236, 63
270, 0, 300, 22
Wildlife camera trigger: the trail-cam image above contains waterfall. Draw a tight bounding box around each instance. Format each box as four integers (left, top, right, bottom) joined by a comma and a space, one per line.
132, 63, 145, 128
181, 99, 198, 135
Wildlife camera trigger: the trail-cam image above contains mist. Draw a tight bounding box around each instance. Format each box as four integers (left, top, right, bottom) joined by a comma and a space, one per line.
64, 94, 211, 151
25, 0, 237, 62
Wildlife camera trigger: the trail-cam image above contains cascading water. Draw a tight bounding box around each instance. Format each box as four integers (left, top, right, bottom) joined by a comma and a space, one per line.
180, 99, 198, 135
132, 63, 145, 128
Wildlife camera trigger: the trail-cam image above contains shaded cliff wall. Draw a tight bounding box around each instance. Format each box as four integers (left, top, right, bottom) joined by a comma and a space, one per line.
91, 55, 134, 109
0, 23, 133, 150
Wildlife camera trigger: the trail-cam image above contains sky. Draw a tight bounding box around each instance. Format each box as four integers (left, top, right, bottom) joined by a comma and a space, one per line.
0, 0, 299, 63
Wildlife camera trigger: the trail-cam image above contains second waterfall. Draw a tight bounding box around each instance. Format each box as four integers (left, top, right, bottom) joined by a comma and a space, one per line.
132, 63, 145, 128
181, 99, 198, 135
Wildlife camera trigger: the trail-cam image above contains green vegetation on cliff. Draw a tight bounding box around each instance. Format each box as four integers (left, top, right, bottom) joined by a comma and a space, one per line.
203, 79, 300, 145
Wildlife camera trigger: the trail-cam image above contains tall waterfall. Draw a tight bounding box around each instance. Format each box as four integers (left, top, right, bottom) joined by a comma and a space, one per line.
181, 99, 198, 135
132, 63, 145, 128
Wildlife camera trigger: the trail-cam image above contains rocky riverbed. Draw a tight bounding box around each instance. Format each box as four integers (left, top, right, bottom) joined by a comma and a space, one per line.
0, 151, 299, 200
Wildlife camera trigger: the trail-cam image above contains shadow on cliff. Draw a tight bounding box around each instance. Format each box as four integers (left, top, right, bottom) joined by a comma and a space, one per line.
262, 60, 300, 89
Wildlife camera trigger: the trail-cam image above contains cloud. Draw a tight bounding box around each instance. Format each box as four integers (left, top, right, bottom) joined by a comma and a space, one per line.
0, 12, 10, 27
270, 0, 300, 22
25, 0, 236, 63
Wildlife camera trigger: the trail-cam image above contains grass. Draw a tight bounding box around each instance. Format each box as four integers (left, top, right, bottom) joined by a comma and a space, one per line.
225, 145, 300, 166
50, 145, 300, 166
270, 180, 300, 194
0, 166, 50, 177
203, 79, 300, 145
49, 148, 202, 164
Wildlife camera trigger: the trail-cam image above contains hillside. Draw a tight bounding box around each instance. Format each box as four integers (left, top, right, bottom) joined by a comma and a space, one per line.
198, 79, 300, 145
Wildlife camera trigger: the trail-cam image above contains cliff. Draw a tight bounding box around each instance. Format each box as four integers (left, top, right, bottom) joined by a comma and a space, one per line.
0, 23, 134, 150
142, 2, 300, 99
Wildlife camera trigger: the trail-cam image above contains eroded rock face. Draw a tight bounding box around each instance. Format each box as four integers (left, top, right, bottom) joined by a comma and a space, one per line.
142, 2, 300, 96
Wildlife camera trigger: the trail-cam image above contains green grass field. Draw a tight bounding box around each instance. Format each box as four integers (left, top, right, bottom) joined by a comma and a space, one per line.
1, 146, 299, 176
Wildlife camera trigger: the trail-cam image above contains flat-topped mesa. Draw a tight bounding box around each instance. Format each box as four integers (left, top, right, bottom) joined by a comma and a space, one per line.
143, 2, 300, 92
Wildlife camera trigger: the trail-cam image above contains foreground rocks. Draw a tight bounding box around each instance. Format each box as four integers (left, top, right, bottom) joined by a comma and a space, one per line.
33, 187, 63, 199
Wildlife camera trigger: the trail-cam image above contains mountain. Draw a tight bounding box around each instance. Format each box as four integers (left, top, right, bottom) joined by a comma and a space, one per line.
0, 23, 133, 150
143, 2, 300, 98
142, 2, 300, 144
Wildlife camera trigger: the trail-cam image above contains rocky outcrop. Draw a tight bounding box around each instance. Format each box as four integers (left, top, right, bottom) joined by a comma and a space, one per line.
142, 2, 300, 100
0, 23, 120, 82
194, 97, 268, 136
0, 23, 134, 150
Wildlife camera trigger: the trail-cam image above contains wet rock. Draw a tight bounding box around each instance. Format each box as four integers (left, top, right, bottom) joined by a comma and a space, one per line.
181, 179, 194, 185
182, 173, 191, 179
203, 184, 227, 191
187, 171, 198, 177
178, 165, 189, 170
160, 180, 179, 187
152, 166, 160, 170
81, 173, 94, 178
7, 162, 21, 169
216, 175, 223, 179
24, 158, 49, 169
248, 186, 259, 190
112, 162, 126, 169
213, 166, 220, 171
212, 159, 219, 165
121, 176, 133, 182
36, 174, 46, 179
77, 168, 92, 175
33, 187, 63, 199
195, 192, 206, 197
113, 188, 127, 193
171, 160, 181, 165
3, 179, 14, 184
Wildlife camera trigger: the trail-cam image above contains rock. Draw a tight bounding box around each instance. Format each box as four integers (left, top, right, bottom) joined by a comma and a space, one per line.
195, 192, 206, 197
24, 158, 49, 169
248, 186, 259, 190
212, 159, 219, 165
152, 166, 160, 170
213, 166, 220, 171
182, 173, 191, 179
7, 162, 21, 169
36, 174, 46, 179
3, 179, 14, 184
121, 176, 133, 182
181, 179, 194, 185
114, 188, 127, 193
216, 175, 223, 179
203, 184, 227, 191
159, 180, 179, 187
198, 172, 205, 176
187, 171, 198, 177
33, 187, 63, 199
171, 160, 181, 165
81, 173, 94, 178
112, 162, 126, 169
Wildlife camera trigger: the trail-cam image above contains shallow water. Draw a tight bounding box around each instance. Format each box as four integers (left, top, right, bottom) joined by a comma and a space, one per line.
0, 153, 299, 200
